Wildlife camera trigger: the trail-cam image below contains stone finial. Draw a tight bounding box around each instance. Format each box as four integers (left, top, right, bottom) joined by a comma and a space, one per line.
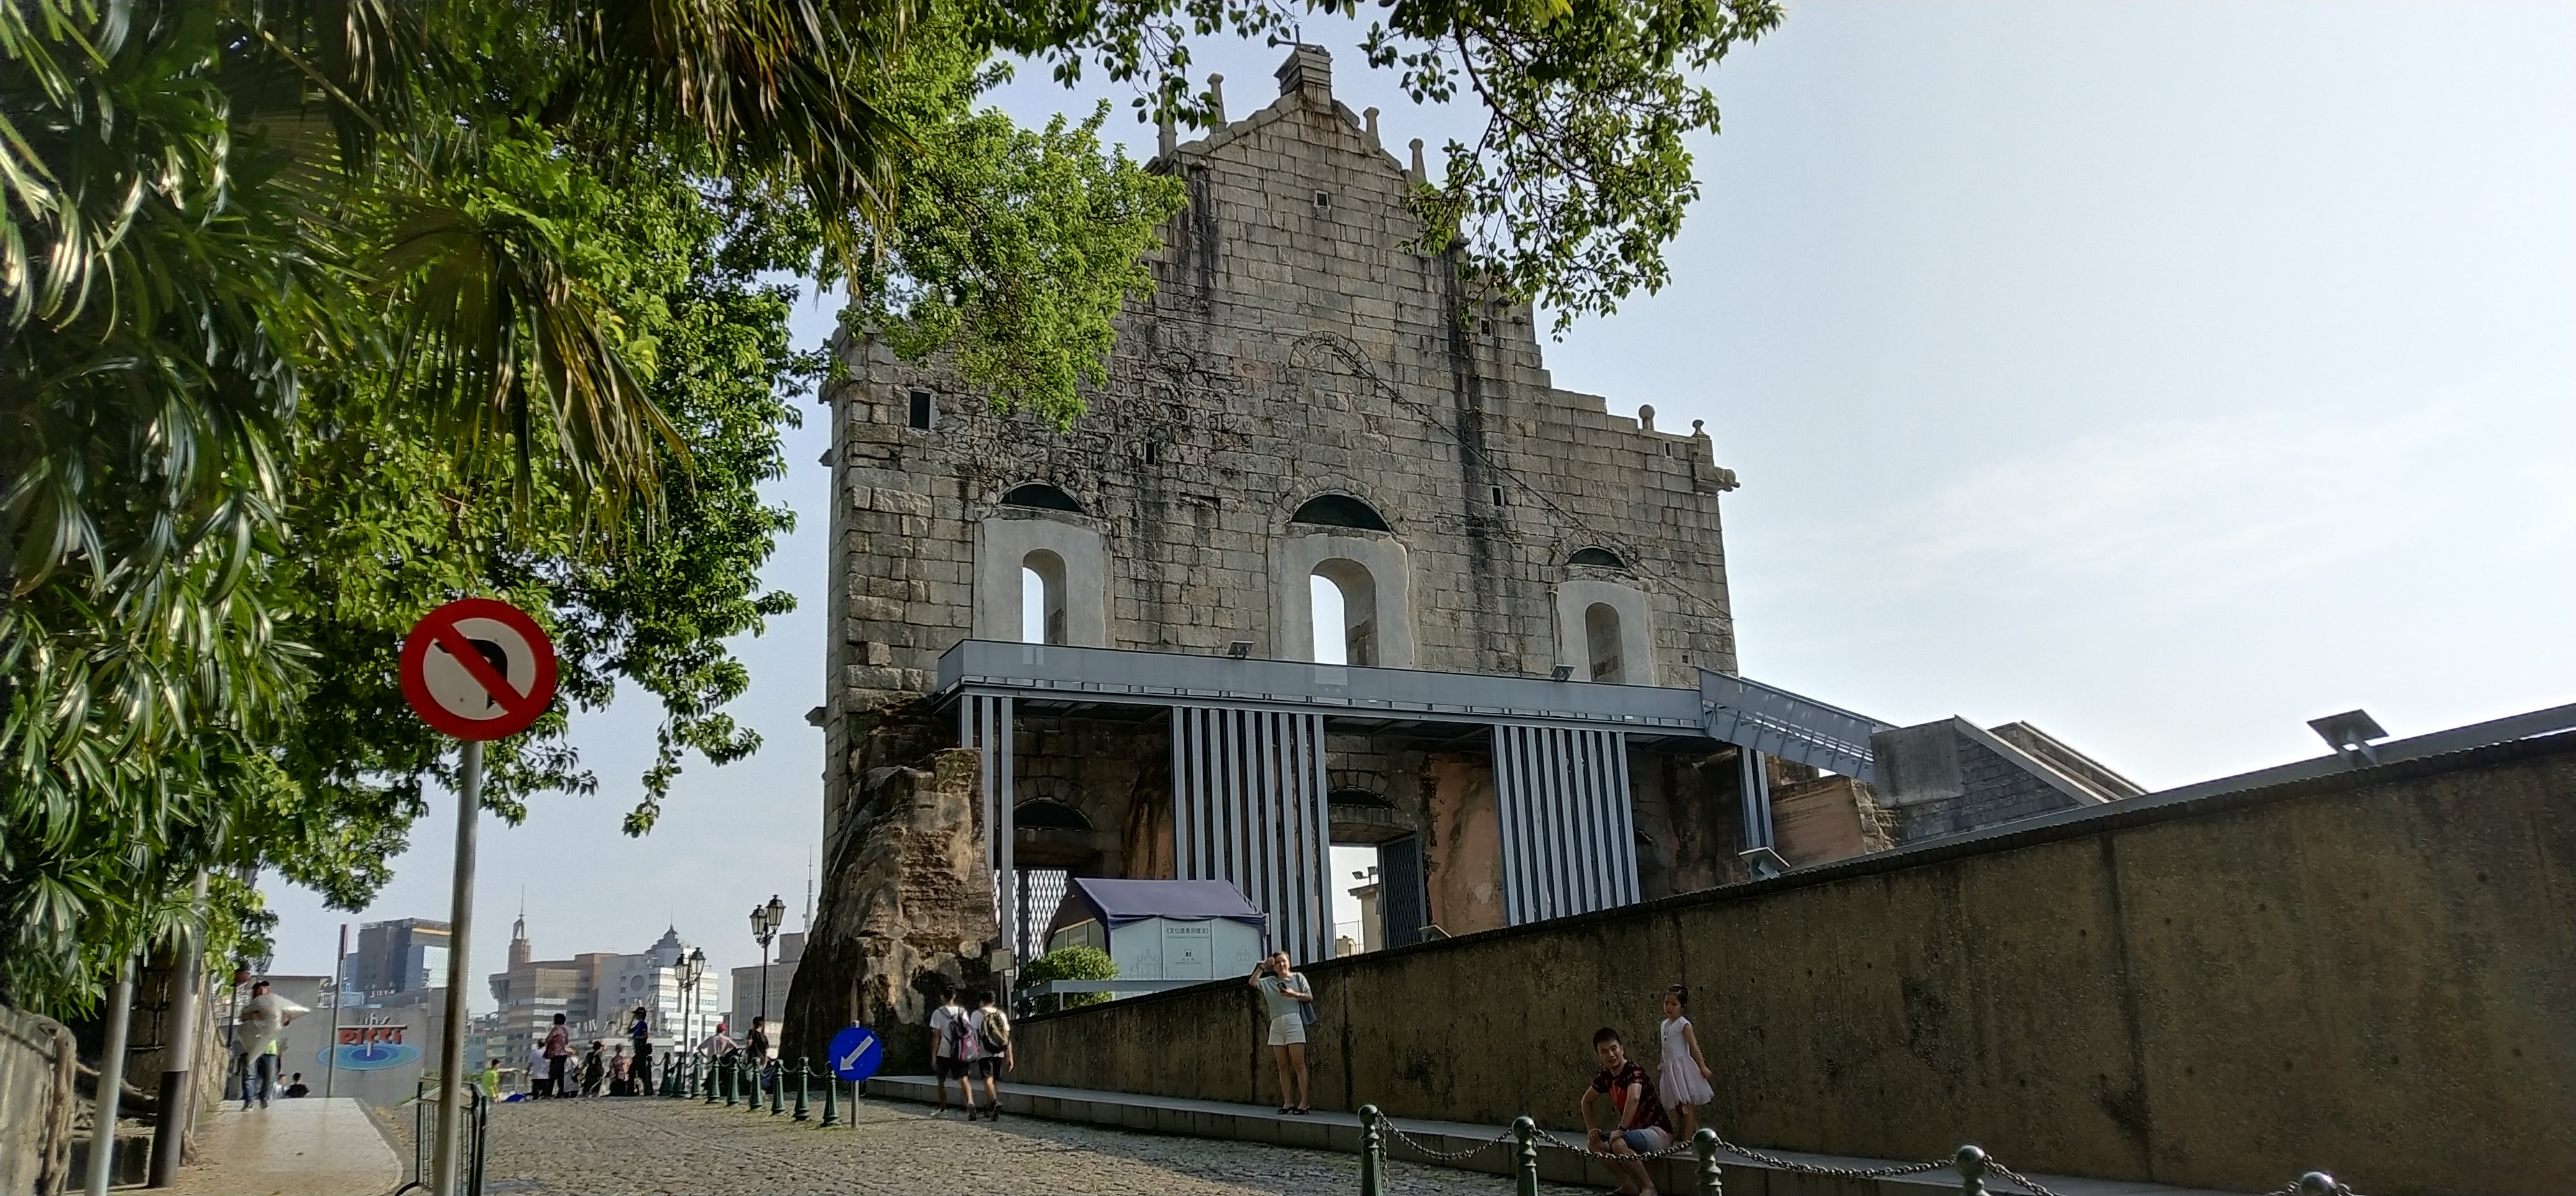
1158, 109, 1176, 157
1275, 44, 1333, 103
1408, 138, 1426, 183
1208, 73, 1225, 125
1364, 107, 1381, 150
1638, 404, 1656, 432
1690, 419, 1706, 436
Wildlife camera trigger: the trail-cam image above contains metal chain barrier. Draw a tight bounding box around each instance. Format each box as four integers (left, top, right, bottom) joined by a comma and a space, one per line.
1381, 1121, 1515, 1163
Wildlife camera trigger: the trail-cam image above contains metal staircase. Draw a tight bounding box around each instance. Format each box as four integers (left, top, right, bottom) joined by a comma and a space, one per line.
1698, 669, 1892, 785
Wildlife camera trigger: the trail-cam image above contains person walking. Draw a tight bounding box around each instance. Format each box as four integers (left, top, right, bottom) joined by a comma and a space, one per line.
234, 981, 308, 1110
581, 1040, 606, 1097
928, 989, 969, 1116
967, 990, 1015, 1121
543, 1013, 574, 1098
1657, 985, 1713, 1137
1249, 951, 1314, 1114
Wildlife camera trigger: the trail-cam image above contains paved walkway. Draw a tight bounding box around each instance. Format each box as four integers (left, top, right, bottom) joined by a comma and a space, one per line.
476, 1094, 1591, 1195
160, 1097, 403, 1195
863, 1076, 2248, 1196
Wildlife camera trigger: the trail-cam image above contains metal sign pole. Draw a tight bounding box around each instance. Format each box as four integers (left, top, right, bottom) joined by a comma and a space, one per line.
324, 923, 346, 1099
432, 740, 482, 1196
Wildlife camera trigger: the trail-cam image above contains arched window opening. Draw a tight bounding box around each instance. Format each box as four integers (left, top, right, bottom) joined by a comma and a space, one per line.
1328, 788, 1392, 809
1310, 560, 1379, 666
1022, 549, 1068, 645
1568, 546, 1626, 569
1015, 799, 1091, 830
1584, 602, 1625, 683
1291, 494, 1390, 532
1002, 483, 1084, 513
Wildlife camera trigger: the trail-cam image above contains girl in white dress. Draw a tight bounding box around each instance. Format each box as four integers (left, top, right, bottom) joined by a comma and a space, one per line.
1658, 985, 1714, 1135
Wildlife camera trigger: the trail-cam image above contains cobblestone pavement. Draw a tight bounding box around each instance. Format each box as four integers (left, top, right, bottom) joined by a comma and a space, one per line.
478, 1096, 1589, 1195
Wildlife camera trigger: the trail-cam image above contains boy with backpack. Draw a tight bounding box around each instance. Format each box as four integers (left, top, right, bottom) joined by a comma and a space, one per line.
965, 990, 1014, 1120
928, 988, 970, 1116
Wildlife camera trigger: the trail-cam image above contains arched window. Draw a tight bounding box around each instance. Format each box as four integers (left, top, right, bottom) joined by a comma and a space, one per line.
1584, 602, 1625, 682
1014, 799, 1091, 830
1568, 546, 1626, 569
1291, 494, 1390, 532
1002, 483, 1084, 513
1022, 550, 1068, 645
1310, 559, 1379, 666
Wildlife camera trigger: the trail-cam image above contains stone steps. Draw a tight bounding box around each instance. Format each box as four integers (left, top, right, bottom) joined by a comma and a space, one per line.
863, 1076, 2244, 1196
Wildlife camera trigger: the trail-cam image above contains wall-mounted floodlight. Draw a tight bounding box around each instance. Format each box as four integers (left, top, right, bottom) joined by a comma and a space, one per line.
1551, 665, 1574, 681
2308, 709, 2389, 766
1738, 845, 1788, 880
1227, 641, 1254, 659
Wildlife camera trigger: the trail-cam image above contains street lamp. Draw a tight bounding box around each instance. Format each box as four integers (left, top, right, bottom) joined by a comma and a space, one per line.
749, 896, 785, 1047
678, 947, 706, 1054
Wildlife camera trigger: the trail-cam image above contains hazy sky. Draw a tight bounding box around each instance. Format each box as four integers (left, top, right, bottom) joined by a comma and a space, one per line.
259, 2, 2573, 1013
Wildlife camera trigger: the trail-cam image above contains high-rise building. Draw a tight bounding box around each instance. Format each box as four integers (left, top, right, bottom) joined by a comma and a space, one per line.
349, 917, 450, 997
726, 931, 802, 1044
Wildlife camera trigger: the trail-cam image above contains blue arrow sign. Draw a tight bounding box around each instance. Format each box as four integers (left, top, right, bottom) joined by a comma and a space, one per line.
828, 1025, 884, 1084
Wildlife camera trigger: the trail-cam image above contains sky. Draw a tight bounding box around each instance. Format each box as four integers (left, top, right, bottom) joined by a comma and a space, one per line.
257, 1, 2575, 1012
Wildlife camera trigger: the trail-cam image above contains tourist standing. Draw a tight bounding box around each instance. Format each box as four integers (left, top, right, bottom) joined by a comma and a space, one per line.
968, 990, 1015, 1120
747, 1016, 772, 1099
581, 1040, 606, 1096
928, 989, 969, 1115
627, 1005, 654, 1095
1250, 952, 1314, 1114
1657, 986, 1713, 1137
610, 1045, 632, 1095
543, 1013, 574, 1098
526, 1041, 551, 1096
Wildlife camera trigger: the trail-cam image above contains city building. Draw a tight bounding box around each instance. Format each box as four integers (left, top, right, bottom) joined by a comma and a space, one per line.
725, 931, 802, 1042
348, 917, 449, 997
486, 918, 720, 1060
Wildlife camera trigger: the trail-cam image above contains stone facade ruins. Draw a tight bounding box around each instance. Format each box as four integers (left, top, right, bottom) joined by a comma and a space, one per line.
786, 45, 2143, 1057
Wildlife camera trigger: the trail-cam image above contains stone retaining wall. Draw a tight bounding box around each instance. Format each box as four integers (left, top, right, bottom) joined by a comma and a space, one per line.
0, 1003, 79, 1195
1013, 735, 2576, 1196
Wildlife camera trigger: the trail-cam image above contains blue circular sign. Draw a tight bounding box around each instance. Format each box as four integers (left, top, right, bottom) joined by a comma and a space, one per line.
827, 1025, 883, 1083
325, 1040, 422, 1071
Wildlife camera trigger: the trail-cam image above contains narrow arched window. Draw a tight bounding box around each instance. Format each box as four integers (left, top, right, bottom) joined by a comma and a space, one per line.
1022, 550, 1068, 645
1312, 560, 1379, 666
1584, 602, 1624, 683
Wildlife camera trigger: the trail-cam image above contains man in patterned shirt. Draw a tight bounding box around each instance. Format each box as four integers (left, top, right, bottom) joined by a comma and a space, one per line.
1582, 1026, 1674, 1196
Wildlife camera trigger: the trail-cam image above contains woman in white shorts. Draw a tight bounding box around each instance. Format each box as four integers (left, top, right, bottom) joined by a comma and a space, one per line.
1248, 951, 1314, 1114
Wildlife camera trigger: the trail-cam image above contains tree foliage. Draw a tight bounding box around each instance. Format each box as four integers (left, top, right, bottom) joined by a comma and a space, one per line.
3, 0, 1777, 1012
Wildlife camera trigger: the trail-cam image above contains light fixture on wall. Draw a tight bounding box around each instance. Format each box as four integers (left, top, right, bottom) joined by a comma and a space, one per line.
1551, 665, 1574, 681
1227, 641, 1253, 659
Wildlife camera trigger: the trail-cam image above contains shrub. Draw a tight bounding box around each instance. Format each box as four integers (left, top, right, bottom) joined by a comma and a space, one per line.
1016, 946, 1117, 1013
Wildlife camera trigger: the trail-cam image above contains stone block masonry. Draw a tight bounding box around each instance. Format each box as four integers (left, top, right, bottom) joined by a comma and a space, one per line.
817, 45, 1745, 845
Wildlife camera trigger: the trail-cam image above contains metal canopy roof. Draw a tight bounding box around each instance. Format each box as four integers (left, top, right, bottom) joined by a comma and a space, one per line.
933, 640, 1708, 734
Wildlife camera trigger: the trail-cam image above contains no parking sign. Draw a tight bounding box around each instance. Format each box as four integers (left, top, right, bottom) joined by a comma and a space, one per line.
401, 597, 558, 740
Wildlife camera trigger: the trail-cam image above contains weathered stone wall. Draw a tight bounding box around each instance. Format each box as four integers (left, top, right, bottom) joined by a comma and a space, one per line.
0, 1004, 77, 1195
1006, 734, 2576, 1196
785, 709, 1001, 1067
820, 45, 1740, 845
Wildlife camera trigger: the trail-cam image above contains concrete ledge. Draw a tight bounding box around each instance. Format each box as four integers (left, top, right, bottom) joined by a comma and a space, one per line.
864, 1076, 2244, 1196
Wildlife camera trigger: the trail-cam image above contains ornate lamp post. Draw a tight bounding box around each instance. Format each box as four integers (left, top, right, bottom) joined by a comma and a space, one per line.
749, 896, 785, 1034
678, 946, 707, 1085
750, 895, 785, 1106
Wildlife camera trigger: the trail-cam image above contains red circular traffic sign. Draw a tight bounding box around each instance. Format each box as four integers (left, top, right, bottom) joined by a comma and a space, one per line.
399, 598, 558, 741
